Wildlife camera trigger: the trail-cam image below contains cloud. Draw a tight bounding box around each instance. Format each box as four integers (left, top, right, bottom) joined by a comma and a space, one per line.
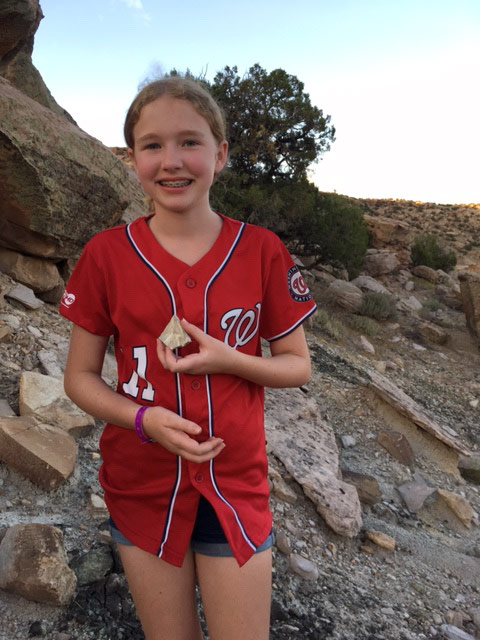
119, 0, 144, 8
118, 0, 151, 22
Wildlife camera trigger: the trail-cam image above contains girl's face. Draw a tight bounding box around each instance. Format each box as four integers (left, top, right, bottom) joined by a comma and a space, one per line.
129, 96, 228, 219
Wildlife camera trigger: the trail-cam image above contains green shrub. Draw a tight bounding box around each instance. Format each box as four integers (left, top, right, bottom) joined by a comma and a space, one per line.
345, 314, 380, 337
313, 309, 347, 341
359, 292, 397, 321
296, 192, 369, 279
411, 233, 457, 271
211, 179, 369, 279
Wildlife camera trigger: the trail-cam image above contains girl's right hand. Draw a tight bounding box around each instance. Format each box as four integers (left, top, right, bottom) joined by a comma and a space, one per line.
141, 406, 225, 463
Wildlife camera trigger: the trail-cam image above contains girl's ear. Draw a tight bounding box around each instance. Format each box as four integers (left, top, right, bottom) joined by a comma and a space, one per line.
127, 148, 137, 172
214, 140, 229, 175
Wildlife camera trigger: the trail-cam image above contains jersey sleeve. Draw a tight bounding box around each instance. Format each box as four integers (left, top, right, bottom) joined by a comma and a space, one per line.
259, 234, 317, 342
59, 238, 115, 337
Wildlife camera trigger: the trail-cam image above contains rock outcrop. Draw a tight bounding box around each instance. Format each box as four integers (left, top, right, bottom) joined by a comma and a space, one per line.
0, 77, 145, 262
0, 0, 73, 121
458, 270, 480, 343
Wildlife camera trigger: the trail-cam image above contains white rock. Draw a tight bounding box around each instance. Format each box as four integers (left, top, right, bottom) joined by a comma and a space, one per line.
289, 553, 319, 580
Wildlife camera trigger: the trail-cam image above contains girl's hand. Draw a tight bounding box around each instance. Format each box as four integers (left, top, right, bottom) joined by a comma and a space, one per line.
156, 318, 236, 376
142, 405, 225, 463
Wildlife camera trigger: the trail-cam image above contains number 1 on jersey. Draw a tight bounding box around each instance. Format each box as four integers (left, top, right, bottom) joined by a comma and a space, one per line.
122, 346, 155, 402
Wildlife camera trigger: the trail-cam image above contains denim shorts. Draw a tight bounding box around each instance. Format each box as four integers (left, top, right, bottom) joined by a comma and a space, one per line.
110, 496, 273, 557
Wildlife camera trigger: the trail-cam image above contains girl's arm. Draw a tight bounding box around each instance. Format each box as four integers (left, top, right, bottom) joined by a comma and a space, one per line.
63, 324, 225, 461
156, 318, 311, 388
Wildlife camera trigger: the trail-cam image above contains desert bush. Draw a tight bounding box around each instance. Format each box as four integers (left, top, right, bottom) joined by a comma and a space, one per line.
411, 233, 457, 272
313, 309, 347, 341
359, 292, 397, 321
345, 314, 380, 337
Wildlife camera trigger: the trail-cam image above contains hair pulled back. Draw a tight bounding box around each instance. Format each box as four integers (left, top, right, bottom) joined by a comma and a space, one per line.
124, 76, 226, 148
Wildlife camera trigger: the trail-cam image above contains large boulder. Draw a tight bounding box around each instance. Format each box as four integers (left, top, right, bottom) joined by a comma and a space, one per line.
458, 271, 480, 343
0, 0, 73, 121
0, 523, 77, 605
364, 249, 400, 276
364, 214, 412, 248
0, 77, 145, 259
327, 279, 364, 312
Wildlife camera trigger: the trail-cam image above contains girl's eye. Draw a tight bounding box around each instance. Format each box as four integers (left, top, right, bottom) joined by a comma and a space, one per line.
145, 142, 160, 150
183, 140, 198, 147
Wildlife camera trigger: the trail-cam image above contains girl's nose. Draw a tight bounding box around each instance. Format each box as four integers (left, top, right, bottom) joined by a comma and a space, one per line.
161, 144, 182, 169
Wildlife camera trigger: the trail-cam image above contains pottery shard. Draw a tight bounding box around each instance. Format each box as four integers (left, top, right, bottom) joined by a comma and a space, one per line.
377, 430, 415, 466
0, 416, 77, 490
436, 489, 474, 528
458, 271, 480, 341
0, 247, 63, 292
19, 371, 94, 437
365, 530, 396, 551
327, 279, 364, 312
0, 524, 77, 605
158, 315, 192, 350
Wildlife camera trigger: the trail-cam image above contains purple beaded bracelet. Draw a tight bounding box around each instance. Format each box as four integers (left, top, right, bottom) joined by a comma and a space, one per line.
134, 406, 152, 444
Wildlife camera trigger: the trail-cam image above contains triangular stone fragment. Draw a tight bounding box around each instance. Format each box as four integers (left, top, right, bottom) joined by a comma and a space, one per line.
396, 471, 435, 513
159, 315, 192, 350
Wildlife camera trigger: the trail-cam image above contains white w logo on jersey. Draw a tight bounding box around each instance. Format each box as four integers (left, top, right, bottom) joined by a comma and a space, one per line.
221, 303, 261, 349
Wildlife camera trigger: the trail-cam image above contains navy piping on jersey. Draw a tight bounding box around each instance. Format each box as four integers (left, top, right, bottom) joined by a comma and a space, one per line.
202, 221, 256, 552
125, 222, 184, 559
267, 305, 318, 342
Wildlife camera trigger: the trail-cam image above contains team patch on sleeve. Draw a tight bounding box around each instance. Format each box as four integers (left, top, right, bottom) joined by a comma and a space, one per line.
287, 266, 312, 302
61, 290, 76, 308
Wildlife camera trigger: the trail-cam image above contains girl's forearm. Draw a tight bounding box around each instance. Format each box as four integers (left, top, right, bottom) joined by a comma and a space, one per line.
64, 370, 139, 429
226, 350, 311, 388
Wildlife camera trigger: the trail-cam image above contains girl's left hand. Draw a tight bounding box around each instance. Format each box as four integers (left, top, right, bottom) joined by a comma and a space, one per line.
156, 318, 236, 376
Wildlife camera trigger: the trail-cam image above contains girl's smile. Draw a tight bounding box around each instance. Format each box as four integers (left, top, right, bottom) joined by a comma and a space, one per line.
129, 97, 228, 220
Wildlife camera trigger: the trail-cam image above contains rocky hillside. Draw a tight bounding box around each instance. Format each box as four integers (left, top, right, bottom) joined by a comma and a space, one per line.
1, 246, 480, 640
1, 2, 480, 638
355, 198, 480, 270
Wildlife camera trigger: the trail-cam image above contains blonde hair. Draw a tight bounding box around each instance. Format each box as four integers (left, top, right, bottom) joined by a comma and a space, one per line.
124, 76, 226, 148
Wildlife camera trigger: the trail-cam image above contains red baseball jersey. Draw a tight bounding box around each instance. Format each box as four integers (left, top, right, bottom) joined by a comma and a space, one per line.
60, 213, 317, 567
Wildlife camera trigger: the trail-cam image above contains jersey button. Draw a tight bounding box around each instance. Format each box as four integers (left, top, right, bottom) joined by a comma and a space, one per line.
186, 278, 196, 288
191, 380, 201, 390
194, 472, 204, 483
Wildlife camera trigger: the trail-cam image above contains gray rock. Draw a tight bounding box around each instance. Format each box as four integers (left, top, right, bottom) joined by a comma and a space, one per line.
5, 283, 43, 309
289, 553, 319, 580
19, 371, 94, 437
440, 624, 477, 640
37, 349, 63, 378
71, 546, 114, 586
266, 388, 362, 538
0, 398, 15, 417
327, 279, 364, 312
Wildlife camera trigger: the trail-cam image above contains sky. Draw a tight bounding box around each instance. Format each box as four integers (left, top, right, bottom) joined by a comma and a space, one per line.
32, 0, 480, 205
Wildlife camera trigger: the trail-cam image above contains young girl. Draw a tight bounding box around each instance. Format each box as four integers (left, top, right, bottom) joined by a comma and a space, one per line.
61, 76, 316, 640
